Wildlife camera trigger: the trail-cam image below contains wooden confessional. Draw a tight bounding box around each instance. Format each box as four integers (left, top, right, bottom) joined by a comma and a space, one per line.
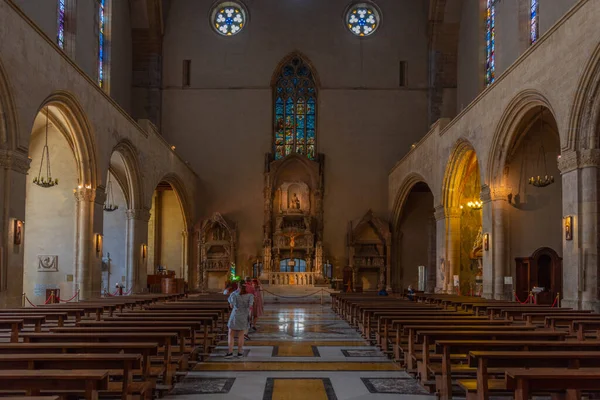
515, 247, 562, 305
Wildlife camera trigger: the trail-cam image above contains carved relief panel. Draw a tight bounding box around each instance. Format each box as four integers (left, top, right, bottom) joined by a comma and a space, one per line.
196, 213, 236, 291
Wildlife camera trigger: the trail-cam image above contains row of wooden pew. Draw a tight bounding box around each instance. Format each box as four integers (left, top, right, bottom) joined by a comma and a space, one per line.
0, 292, 231, 400
332, 292, 600, 400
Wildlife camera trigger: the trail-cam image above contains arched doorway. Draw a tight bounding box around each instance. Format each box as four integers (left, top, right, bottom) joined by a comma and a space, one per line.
23, 101, 95, 302
394, 182, 435, 293
503, 106, 562, 302
147, 180, 188, 282
442, 141, 483, 295
515, 247, 562, 305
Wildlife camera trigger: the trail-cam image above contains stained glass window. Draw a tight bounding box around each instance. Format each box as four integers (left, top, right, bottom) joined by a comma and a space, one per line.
485, 0, 496, 86
530, 0, 539, 44
346, 3, 380, 37
273, 56, 317, 160
98, 0, 106, 87
211, 2, 246, 36
57, 0, 66, 49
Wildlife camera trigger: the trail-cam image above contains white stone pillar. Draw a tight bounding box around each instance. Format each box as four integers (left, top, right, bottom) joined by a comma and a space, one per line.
427, 215, 437, 293
444, 208, 461, 294
126, 208, 150, 293
0, 149, 30, 307
434, 205, 446, 293
490, 186, 510, 300
74, 187, 95, 300
559, 150, 600, 311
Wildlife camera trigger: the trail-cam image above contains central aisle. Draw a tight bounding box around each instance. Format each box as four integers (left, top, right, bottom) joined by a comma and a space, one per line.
166, 304, 433, 399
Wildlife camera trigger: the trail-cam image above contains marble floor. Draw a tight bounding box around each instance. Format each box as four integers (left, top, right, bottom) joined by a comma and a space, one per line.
166, 304, 435, 399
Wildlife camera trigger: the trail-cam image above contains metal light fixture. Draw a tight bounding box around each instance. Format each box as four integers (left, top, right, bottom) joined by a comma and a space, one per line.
95, 234, 103, 254
466, 200, 483, 210
103, 173, 118, 212
33, 107, 59, 188
141, 244, 148, 259
528, 107, 554, 188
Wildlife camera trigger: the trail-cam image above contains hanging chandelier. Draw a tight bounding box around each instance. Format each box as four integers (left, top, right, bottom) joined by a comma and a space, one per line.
103, 173, 118, 212
528, 107, 554, 188
33, 107, 59, 188
466, 200, 483, 210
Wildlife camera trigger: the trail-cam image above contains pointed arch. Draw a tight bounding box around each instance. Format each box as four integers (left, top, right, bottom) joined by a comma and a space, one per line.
272, 52, 319, 160
391, 173, 432, 229
110, 139, 144, 210
0, 58, 18, 151
442, 139, 481, 211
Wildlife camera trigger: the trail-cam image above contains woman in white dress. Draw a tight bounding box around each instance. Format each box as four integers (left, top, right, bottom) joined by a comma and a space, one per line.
225, 283, 254, 358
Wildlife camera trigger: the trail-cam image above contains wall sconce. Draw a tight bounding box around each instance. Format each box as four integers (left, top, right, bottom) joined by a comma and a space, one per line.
171, 146, 176, 151
564, 216, 573, 241
141, 244, 148, 259
95, 234, 103, 254
13, 220, 23, 245
483, 233, 489, 251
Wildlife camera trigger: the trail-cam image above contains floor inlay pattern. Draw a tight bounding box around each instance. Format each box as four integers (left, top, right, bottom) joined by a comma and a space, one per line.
167, 303, 434, 399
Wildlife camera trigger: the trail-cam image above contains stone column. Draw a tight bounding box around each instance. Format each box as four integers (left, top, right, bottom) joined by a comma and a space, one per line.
74, 187, 96, 300
427, 215, 437, 293
434, 205, 446, 293
559, 150, 600, 311
0, 149, 30, 307
445, 208, 461, 294
181, 229, 188, 281
490, 186, 510, 300
385, 236, 392, 291
126, 208, 150, 293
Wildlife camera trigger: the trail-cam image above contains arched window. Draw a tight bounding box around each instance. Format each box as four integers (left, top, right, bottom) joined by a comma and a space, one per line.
97, 0, 110, 90
57, 0, 74, 55
530, 0, 539, 44
57, 0, 66, 49
273, 56, 317, 160
485, 0, 495, 86
279, 258, 307, 273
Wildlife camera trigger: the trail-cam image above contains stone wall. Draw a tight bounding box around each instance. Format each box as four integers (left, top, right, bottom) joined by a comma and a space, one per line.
389, 0, 600, 309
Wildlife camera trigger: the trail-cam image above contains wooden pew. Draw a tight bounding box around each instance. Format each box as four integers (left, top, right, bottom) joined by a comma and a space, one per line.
0, 370, 109, 400
545, 314, 600, 331
0, 309, 73, 325
0, 315, 46, 332
573, 319, 600, 340
505, 368, 600, 400
0, 342, 159, 378
0, 319, 23, 342
461, 351, 600, 400
0, 353, 150, 400
20, 332, 178, 386
414, 330, 567, 389
522, 311, 593, 327
435, 340, 600, 400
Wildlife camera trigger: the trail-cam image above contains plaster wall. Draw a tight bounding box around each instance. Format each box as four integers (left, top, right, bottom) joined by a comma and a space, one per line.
389, 0, 599, 303
0, 0, 200, 305
457, 0, 481, 111
539, 0, 578, 35
22, 121, 77, 303
160, 190, 184, 277
396, 191, 433, 291
102, 173, 127, 290
506, 126, 562, 267
161, 0, 430, 268
109, 0, 133, 113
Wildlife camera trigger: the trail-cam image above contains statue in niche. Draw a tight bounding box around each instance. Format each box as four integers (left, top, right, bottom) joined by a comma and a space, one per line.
289, 193, 301, 210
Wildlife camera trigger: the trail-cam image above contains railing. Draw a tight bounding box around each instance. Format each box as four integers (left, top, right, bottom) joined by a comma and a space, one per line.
268, 272, 319, 286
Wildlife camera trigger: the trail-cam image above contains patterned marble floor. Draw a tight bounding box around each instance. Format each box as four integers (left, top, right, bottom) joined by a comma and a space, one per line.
166, 304, 435, 399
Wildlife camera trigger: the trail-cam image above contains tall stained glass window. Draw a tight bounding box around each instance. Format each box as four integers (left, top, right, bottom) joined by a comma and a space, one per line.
98, 0, 106, 87
530, 0, 539, 44
485, 0, 496, 86
57, 0, 66, 49
273, 56, 317, 160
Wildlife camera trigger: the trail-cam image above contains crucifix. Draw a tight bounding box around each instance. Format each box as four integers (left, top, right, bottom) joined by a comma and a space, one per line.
283, 231, 302, 271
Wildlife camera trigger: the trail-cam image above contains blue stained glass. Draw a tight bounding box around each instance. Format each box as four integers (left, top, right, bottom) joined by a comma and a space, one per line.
212, 4, 246, 36
346, 4, 380, 37
273, 56, 317, 160
485, 0, 495, 86
98, 0, 105, 87
307, 130, 315, 145
57, 0, 66, 49
530, 0, 539, 44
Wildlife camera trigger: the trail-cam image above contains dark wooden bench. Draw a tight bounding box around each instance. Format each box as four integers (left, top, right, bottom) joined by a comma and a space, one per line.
0, 370, 109, 400
505, 368, 600, 400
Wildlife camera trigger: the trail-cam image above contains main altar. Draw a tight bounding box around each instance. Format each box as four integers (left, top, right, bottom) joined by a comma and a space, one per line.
261, 153, 325, 285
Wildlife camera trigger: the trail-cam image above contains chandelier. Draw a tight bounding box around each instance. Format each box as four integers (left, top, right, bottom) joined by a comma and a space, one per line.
33, 107, 59, 188
460, 200, 483, 211
103, 173, 119, 212
528, 107, 554, 188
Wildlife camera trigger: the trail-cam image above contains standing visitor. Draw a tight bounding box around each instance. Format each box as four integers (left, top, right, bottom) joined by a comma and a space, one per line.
406, 284, 415, 301
225, 282, 254, 359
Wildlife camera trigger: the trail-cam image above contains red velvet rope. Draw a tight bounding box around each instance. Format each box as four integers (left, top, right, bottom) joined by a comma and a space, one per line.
59, 290, 80, 303
25, 295, 37, 307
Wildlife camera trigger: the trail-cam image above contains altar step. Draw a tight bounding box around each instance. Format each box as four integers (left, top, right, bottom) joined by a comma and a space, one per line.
262, 285, 338, 304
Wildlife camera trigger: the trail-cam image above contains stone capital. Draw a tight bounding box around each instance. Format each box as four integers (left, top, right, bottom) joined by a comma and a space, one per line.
73, 187, 96, 202
445, 207, 462, 219
491, 186, 511, 201
558, 149, 600, 174
433, 205, 445, 221
126, 208, 151, 222
0, 149, 31, 174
